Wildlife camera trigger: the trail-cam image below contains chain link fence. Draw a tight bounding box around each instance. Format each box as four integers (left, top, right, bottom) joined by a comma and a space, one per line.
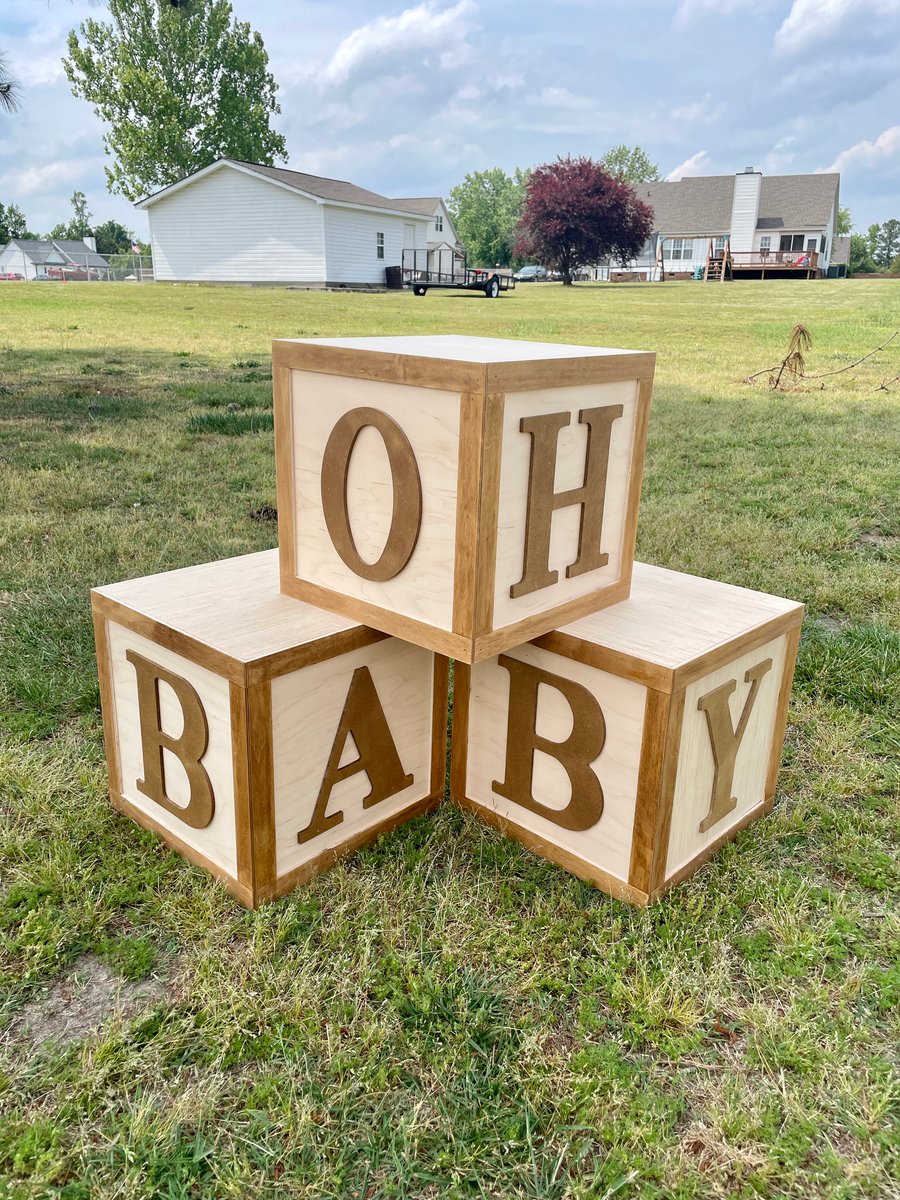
1, 249, 154, 282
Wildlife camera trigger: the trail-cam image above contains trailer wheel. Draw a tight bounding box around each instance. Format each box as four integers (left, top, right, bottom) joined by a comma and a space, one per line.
413, 285, 427, 296
484, 276, 500, 298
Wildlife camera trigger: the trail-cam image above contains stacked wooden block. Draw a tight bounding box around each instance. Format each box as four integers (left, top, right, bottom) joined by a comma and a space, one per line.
93, 336, 803, 908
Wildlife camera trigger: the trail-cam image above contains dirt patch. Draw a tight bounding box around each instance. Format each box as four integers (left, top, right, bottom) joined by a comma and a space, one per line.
6, 954, 170, 1052
817, 613, 853, 634
854, 528, 897, 550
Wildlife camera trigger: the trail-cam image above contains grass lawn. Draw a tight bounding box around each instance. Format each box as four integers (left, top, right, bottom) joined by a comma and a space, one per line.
0, 278, 898, 1199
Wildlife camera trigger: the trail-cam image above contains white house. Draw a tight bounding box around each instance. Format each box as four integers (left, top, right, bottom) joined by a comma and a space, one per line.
390, 196, 465, 274
0, 237, 109, 280
136, 159, 435, 286
601, 169, 841, 280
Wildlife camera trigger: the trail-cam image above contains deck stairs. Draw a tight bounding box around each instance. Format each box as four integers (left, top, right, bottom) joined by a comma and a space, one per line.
704, 238, 733, 282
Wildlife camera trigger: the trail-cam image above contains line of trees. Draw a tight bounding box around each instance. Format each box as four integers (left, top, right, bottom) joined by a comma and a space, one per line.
0, 191, 148, 255
448, 145, 660, 279
849, 219, 900, 274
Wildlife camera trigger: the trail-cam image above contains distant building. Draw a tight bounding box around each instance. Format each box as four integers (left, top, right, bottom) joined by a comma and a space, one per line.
136, 159, 437, 287
0, 237, 110, 280
390, 196, 464, 276
597, 169, 841, 281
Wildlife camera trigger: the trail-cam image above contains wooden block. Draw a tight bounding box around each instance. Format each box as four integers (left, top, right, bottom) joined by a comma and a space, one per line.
451, 563, 804, 904
92, 550, 448, 908
273, 335, 655, 663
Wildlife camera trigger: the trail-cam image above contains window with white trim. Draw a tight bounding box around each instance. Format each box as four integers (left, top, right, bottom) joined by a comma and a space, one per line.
714, 236, 726, 252
435, 214, 443, 232
670, 238, 694, 260
376, 232, 384, 259
759, 235, 771, 252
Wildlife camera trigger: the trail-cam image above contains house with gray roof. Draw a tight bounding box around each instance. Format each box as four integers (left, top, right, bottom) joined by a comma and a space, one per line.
390, 196, 464, 275
607, 169, 841, 280
136, 159, 435, 286
0, 237, 110, 280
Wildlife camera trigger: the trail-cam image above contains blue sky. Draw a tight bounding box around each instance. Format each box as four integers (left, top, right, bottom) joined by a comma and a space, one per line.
1, 0, 898, 238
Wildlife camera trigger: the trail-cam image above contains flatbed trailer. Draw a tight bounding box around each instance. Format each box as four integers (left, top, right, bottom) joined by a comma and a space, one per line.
401, 248, 515, 298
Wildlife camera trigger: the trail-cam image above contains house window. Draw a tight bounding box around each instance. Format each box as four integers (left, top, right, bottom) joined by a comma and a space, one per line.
759, 235, 771, 251
435, 214, 443, 232
376, 232, 384, 259
670, 238, 694, 260
714, 236, 726, 252
779, 234, 805, 253
806, 237, 818, 253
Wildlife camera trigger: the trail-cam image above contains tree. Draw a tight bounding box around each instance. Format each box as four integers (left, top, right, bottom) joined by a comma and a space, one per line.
848, 234, 877, 275
599, 144, 661, 184
865, 223, 880, 261
91, 219, 136, 255
836, 205, 852, 235
64, 0, 287, 202
515, 156, 653, 285
447, 168, 529, 266
0, 202, 30, 243
875, 219, 900, 269
0, 52, 18, 113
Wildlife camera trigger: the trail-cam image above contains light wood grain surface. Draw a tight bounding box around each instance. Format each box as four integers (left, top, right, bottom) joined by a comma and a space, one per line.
270, 638, 436, 880
290, 369, 460, 632
465, 643, 647, 886
664, 631, 789, 877
106, 620, 238, 875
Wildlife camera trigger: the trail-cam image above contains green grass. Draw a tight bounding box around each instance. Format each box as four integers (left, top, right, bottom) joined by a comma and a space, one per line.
0, 279, 898, 1198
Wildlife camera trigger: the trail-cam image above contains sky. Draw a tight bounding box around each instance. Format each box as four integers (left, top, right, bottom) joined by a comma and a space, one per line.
0, 0, 898, 239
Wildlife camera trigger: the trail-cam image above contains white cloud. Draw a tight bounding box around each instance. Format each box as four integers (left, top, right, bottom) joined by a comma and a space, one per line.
675, 0, 771, 27
2, 159, 92, 196
671, 92, 725, 123
824, 125, 900, 173
322, 0, 475, 84
775, 0, 898, 54
763, 134, 799, 172
666, 150, 710, 180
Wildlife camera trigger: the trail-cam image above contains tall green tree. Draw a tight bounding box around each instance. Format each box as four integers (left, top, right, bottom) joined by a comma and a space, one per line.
848, 234, 877, 274
875, 219, 900, 269
50, 190, 93, 240
0, 202, 30, 242
599, 144, 661, 183
448, 168, 529, 266
91, 219, 136, 255
865, 223, 880, 261
64, 0, 287, 202
836, 205, 852, 235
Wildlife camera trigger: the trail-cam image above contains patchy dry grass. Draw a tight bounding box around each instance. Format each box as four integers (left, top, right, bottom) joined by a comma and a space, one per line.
0, 279, 897, 1198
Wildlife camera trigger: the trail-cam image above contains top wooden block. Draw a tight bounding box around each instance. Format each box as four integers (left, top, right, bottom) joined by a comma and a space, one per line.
273, 336, 655, 663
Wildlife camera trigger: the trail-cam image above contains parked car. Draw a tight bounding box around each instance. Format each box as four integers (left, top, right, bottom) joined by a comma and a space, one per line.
0, 272, 24, 281
513, 264, 548, 282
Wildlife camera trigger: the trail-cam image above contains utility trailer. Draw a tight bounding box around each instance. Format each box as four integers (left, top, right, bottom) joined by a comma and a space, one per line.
401, 248, 515, 298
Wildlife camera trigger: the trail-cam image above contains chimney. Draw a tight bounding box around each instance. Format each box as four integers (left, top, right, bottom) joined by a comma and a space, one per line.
729, 169, 762, 253
84, 236, 97, 252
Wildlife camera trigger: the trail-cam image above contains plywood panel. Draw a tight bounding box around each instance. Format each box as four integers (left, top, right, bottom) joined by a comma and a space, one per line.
465, 643, 646, 885
491, 381, 639, 628
291, 370, 460, 632
271, 638, 435, 879
94, 550, 366, 670
665, 632, 788, 877
107, 621, 238, 875
552, 562, 803, 678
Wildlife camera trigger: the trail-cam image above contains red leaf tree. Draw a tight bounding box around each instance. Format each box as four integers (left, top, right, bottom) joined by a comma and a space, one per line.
515, 156, 653, 285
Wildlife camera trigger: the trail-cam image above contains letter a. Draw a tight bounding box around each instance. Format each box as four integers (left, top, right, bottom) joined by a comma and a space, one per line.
126, 650, 215, 829
697, 659, 773, 833
297, 666, 414, 845
492, 655, 606, 830
510, 404, 623, 599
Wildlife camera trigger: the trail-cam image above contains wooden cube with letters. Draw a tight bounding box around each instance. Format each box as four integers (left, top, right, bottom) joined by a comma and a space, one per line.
451, 564, 804, 905
273, 335, 654, 664
92, 550, 447, 908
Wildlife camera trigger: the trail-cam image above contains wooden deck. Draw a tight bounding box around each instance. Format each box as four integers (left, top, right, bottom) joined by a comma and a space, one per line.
706, 249, 820, 281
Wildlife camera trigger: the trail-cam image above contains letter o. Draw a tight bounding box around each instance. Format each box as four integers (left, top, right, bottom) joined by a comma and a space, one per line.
320, 407, 423, 582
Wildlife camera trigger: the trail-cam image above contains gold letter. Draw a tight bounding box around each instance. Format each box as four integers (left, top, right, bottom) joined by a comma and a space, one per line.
492, 654, 605, 830
697, 659, 773, 832
321, 407, 423, 582
510, 404, 623, 599
126, 650, 215, 829
297, 666, 414, 845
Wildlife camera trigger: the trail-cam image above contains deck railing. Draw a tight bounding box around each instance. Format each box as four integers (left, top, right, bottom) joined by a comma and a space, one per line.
725, 249, 819, 271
